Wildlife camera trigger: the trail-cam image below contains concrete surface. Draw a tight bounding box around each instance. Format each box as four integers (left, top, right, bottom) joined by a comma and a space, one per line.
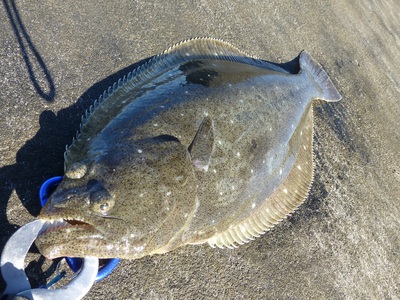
1, 0, 399, 299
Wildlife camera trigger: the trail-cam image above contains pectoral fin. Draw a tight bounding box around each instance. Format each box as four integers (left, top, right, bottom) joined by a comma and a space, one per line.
188, 116, 215, 172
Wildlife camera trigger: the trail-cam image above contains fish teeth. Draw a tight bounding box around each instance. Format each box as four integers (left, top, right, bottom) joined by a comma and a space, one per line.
40, 218, 70, 234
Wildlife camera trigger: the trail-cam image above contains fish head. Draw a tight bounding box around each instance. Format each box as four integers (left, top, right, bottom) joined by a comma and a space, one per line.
36, 135, 198, 259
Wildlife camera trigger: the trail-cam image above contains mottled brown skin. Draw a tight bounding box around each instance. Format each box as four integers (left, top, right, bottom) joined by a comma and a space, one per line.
36, 39, 341, 259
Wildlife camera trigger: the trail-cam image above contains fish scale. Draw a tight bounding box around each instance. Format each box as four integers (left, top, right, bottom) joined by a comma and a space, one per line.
36, 38, 341, 259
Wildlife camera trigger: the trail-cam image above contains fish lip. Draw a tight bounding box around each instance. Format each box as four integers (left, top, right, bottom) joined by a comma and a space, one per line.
38, 218, 98, 236
38, 207, 125, 237
35, 218, 105, 259
38, 209, 105, 236
36, 210, 127, 259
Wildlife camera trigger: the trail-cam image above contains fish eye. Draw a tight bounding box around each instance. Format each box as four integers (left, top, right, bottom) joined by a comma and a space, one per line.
100, 203, 109, 211
90, 189, 114, 214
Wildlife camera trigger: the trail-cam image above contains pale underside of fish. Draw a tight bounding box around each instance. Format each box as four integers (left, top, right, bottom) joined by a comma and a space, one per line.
35, 38, 341, 259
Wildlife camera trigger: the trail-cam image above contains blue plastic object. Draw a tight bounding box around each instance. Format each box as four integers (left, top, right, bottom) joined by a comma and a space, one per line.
39, 176, 120, 281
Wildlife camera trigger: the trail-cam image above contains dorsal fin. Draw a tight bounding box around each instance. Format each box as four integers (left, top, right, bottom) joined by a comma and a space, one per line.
64, 38, 286, 170
206, 106, 315, 249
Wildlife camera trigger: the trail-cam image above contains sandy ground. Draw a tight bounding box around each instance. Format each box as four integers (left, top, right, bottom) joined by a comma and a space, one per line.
1, 0, 399, 299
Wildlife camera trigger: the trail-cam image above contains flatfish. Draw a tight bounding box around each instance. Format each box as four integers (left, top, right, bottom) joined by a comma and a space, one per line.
36, 38, 341, 259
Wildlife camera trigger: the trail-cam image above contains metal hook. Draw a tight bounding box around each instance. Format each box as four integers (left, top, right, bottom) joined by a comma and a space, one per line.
1, 219, 98, 300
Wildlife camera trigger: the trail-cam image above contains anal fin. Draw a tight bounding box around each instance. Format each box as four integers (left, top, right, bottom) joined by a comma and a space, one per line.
207, 107, 315, 249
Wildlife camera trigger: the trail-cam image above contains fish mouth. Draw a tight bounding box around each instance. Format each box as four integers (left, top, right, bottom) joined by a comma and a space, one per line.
39, 205, 107, 231
38, 215, 103, 237
39, 218, 95, 234
36, 206, 128, 259
35, 216, 105, 259
36, 210, 128, 259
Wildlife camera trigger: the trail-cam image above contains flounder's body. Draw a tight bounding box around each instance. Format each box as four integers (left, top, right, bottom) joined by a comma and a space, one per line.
36, 38, 341, 259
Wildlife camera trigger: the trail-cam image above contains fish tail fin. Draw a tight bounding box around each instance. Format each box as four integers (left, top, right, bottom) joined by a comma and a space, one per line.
300, 51, 342, 102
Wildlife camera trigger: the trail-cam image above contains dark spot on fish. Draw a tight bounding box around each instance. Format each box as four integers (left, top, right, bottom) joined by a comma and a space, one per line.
179, 61, 219, 86
86, 179, 100, 190
152, 134, 181, 143
251, 139, 257, 149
